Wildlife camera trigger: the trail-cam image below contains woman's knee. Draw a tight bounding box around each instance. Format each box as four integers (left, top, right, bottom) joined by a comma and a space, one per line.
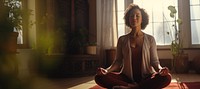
94, 74, 111, 88
165, 73, 172, 83
162, 73, 172, 87
94, 74, 103, 85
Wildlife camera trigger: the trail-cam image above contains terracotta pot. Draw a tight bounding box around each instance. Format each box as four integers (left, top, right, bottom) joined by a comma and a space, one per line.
86, 45, 96, 55
192, 55, 200, 74
174, 53, 189, 73
0, 32, 18, 53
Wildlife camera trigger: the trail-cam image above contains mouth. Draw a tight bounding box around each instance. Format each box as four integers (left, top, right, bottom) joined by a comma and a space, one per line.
132, 21, 137, 25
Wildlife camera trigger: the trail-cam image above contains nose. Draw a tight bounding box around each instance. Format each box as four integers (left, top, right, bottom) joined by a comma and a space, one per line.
133, 15, 137, 19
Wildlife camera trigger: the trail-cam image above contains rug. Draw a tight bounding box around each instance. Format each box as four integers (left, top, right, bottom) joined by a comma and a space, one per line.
90, 82, 200, 89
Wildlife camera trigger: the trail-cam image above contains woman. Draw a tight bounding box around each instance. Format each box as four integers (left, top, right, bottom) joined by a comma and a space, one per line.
95, 4, 171, 89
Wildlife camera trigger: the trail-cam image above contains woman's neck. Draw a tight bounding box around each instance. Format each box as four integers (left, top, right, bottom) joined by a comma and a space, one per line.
130, 27, 142, 38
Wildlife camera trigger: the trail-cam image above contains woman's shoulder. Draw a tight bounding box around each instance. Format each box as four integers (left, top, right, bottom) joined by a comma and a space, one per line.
118, 34, 129, 39
144, 33, 156, 42
117, 34, 129, 43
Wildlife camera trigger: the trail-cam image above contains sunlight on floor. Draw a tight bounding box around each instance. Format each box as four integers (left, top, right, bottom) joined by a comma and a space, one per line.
171, 78, 178, 82
68, 80, 95, 89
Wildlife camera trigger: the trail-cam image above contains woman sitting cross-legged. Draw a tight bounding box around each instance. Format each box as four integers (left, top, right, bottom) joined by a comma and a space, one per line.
94, 3, 171, 89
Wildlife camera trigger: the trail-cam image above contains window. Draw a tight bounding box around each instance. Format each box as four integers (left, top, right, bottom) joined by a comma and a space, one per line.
117, 0, 178, 45
135, 0, 178, 45
117, 0, 125, 38
190, 0, 200, 45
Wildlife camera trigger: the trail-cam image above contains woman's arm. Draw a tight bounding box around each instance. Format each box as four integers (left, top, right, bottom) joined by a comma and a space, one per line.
106, 37, 124, 73
152, 63, 169, 77
149, 36, 170, 76
96, 37, 124, 75
106, 57, 123, 73
149, 36, 161, 72
153, 63, 163, 72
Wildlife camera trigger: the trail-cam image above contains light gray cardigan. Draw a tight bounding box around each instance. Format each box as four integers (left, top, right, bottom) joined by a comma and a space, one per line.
107, 33, 160, 81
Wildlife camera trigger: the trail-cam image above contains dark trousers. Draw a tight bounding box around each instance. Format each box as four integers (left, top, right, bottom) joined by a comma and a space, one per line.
95, 72, 171, 89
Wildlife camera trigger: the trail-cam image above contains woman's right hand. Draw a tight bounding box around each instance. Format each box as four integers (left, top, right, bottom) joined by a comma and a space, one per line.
97, 67, 108, 75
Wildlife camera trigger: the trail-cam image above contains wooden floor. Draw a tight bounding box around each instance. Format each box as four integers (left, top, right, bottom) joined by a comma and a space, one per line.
27, 71, 200, 89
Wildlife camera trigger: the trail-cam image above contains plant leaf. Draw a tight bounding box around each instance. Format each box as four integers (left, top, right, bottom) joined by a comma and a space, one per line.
167, 32, 170, 35
170, 13, 175, 18
168, 5, 177, 13
177, 18, 182, 25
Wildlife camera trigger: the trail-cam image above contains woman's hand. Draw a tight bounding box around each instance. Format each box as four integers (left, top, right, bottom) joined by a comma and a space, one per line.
159, 67, 169, 76
97, 67, 108, 75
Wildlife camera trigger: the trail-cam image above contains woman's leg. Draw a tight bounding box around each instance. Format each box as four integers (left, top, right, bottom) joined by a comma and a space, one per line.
94, 72, 132, 89
139, 73, 172, 89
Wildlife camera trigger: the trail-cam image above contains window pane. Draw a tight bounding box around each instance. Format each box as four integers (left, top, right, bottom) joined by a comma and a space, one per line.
17, 30, 23, 44
152, 9, 163, 22
190, 0, 200, 45
143, 23, 153, 35
164, 21, 174, 44
190, 6, 200, 20
191, 21, 200, 44
153, 23, 164, 45
190, 0, 200, 5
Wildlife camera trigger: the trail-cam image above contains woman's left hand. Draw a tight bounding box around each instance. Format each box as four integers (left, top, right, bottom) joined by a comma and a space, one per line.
159, 67, 169, 76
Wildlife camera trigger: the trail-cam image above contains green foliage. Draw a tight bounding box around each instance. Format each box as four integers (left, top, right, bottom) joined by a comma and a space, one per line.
0, 0, 14, 32
69, 28, 88, 47
37, 32, 55, 54
68, 28, 88, 54
0, 0, 33, 32
167, 5, 183, 56
171, 40, 182, 56
4, 0, 22, 31
86, 42, 97, 46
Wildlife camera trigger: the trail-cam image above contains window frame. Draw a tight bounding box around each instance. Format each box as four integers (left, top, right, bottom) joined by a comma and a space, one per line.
116, 0, 200, 49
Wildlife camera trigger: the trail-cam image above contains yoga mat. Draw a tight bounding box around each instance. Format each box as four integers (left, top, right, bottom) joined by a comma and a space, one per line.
90, 82, 200, 89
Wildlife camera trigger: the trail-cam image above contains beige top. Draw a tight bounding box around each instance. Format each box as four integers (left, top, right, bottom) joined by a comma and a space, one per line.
107, 32, 160, 82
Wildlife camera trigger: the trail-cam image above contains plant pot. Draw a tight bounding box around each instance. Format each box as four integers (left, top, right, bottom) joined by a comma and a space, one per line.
192, 55, 200, 74
174, 53, 189, 73
86, 45, 96, 55
0, 32, 18, 53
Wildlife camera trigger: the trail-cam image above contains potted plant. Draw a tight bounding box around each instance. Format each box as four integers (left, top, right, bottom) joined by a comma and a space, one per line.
86, 42, 97, 55
167, 5, 189, 73
68, 28, 88, 54
0, 0, 22, 53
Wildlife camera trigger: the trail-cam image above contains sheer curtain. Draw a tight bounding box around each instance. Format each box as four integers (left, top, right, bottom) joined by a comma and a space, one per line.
96, 0, 118, 66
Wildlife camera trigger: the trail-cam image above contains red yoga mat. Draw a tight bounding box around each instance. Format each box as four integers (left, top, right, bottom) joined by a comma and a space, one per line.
90, 82, 200, 89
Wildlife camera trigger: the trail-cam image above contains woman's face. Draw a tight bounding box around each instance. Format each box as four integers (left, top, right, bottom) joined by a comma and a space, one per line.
129, 8, 142, 28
